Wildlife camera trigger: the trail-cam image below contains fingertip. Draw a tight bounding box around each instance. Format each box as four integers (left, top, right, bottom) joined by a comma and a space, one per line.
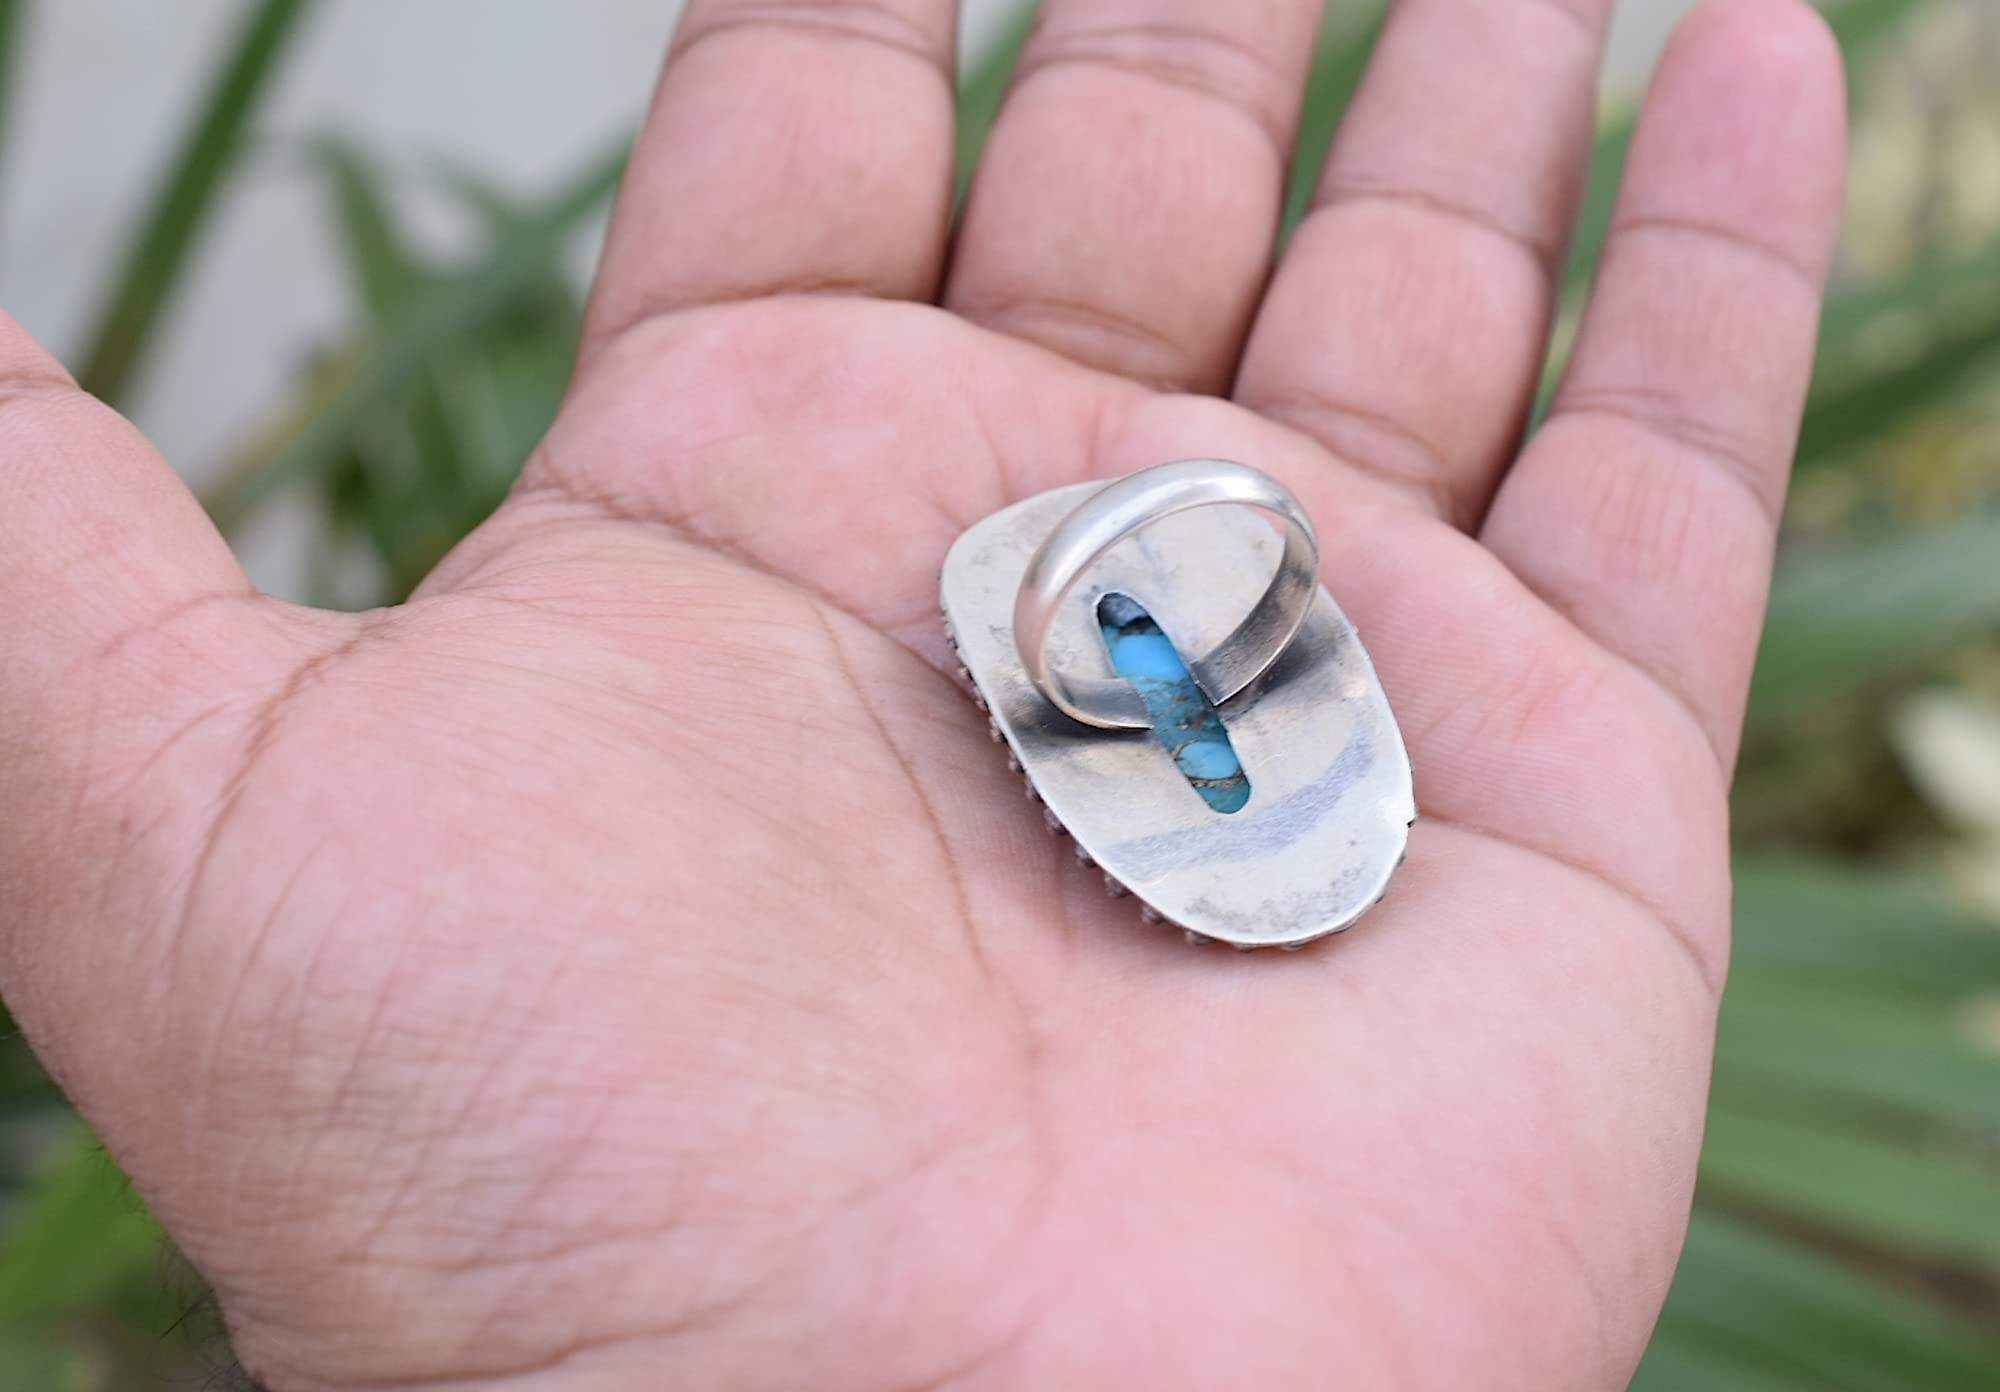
1672, 0, 1843, 67
1629, 0, 1849, 280
1664, 0, 1846, 126
0, 313, 250, 688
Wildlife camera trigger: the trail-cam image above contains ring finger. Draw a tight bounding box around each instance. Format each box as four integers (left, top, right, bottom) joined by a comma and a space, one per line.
1235, 0, 1612, 526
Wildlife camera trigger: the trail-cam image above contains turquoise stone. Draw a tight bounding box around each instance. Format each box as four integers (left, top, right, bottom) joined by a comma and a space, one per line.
1109, 631, 1187, 681
1099, 600, 1251, 814
1174, 741, 1242, 780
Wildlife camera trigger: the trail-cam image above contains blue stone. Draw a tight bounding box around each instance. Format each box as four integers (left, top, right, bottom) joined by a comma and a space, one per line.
1110, 631, 1188, 681
1097, 597, 1253, 815
1175, 741, 1242, 780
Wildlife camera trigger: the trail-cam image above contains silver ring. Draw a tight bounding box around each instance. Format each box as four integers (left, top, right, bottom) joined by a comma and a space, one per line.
1011, 459, 1321, 730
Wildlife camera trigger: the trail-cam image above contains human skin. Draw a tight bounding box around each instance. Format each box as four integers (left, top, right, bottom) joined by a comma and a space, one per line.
0, 0, 1845, 1388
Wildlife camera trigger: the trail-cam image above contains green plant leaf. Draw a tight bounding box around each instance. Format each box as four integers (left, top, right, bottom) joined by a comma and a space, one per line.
1699, 1107, 2000, 1269
428, 156, 534, 230
1717, 974, 2000, 1132
0, 1332, 95, 1392
1557, 109, 1637, 305
1280, 6, 1385, 239
447, 295, 579, 493
0, 1004, 56, 1108
1798, 314, 2000, 468
1747, 510, 2000, 730
1820, 0, 1930, 65
1631, 1325, 1835, 1392
955, 2, 1036, 201
1645, 1212, 2000, 1392
202, 140, 626, 534
1812, 236, 2000, 383
1800, 234, 2000, 470
1732, 855, 2000, 993
75, 0, 316, 404
305, 137, 501, 594
0, 0, 23, 199
311, 138, 425, 314
0, 1123, 160, 1329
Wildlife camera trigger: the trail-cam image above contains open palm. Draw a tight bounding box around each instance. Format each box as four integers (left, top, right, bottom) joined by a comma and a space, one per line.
0, 2, 1846, 1389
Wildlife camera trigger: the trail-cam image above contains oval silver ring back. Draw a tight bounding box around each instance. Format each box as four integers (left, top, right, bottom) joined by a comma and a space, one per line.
941, 458, 1417, 951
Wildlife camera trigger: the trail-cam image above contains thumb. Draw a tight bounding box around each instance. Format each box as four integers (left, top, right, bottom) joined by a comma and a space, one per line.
0, 311, 251, 683
0, 310, 262, 1090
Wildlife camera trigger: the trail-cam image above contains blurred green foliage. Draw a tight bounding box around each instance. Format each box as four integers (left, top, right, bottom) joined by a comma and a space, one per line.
72, 0, 312, 403
2, 0, 1998, 1386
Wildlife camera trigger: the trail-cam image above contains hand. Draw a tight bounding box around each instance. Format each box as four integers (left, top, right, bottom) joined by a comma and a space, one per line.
0, 2, 1845, 1388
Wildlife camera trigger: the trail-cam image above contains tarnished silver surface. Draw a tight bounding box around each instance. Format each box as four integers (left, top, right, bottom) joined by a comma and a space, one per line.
941, 474, 1417, 951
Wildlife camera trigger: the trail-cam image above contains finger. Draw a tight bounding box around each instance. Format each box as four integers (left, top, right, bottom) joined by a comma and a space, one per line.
1234, 0, 1610, 526
1480, 0, 1847, 769
0, 312, 252, 696
944, 1, 1325, 391
581, 1, 958, 363
0, 310, 261, 1088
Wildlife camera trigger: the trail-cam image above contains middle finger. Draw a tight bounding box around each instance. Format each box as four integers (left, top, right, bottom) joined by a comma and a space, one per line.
945, 1, 1327, 392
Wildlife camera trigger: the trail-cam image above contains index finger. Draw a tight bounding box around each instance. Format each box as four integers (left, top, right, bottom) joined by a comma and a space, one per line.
580, 1, 959, 366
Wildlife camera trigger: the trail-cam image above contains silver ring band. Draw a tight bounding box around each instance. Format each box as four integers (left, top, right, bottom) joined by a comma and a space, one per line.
1011, 459, 1321, 730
